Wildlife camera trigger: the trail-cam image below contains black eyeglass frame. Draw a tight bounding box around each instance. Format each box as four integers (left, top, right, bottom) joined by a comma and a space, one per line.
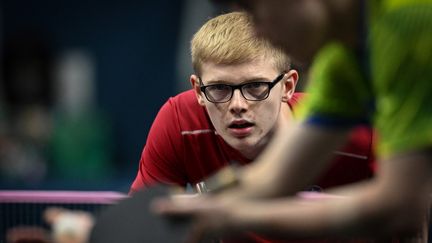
199, 72, 287, 103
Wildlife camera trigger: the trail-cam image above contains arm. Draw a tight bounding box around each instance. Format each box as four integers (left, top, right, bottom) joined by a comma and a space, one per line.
153, 124, 431, 240
233, 123, 351, 199
230, 149, 432, 239
154, 127, 431, 240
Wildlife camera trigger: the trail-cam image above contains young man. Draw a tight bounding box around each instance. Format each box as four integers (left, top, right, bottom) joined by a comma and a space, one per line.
154, 0, 432, 241
130, 12, 374, 194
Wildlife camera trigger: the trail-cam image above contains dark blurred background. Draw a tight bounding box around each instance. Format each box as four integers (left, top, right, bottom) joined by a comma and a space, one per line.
0, 0, 222, 192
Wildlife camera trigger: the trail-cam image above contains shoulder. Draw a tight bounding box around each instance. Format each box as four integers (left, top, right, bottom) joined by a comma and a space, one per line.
167, 90, 213, 131
168, 89, 199, 107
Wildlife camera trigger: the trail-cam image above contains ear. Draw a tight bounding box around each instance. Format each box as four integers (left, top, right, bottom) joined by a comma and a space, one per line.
281, 69, 299, 102
190, 74, 206, 106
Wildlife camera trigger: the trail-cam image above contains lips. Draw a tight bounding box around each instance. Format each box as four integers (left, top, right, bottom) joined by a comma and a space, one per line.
228, 120, 254, 137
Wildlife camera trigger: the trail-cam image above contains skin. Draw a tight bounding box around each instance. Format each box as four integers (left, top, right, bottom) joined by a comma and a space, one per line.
190, 57, 298, 159
44, 207, 94, 243
153, 1, 432, 242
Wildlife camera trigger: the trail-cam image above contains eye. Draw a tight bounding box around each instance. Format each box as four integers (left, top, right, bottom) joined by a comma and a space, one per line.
243, 82, 269, 99
205, 84, 232, 102
243, 82, 267, 90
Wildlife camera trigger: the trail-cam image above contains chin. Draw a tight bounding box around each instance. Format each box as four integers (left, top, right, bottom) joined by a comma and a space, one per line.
228, 137, 259, 151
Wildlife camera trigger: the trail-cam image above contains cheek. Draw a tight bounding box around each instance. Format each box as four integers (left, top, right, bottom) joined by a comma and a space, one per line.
255, 101, 280, 127
205, 105, 227, 129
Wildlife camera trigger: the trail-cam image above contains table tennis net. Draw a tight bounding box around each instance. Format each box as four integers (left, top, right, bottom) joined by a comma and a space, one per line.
0, 190, 125, 243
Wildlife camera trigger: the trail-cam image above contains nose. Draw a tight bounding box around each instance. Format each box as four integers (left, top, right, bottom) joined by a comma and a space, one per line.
229, 89, 248, 114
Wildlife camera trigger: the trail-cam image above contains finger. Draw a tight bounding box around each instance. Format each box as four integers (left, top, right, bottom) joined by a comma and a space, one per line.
151, 194, 209, 214
151, 198, 200, 219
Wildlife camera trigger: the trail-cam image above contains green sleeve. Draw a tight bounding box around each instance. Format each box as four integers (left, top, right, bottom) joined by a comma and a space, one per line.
370, 3, 432, 156
299, 43, 372, 125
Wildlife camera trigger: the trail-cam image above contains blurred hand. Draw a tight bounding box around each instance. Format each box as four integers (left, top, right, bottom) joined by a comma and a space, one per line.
44, 208, 94, 243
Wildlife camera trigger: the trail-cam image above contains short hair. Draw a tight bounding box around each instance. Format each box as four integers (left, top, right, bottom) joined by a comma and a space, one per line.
191, 12, 291, 75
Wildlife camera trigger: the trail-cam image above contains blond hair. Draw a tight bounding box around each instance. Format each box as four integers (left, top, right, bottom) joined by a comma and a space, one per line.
191, 12, 291, 75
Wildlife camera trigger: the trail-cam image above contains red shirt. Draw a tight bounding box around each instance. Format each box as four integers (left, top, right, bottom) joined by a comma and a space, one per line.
130, 91, 376, 243
131, 90, 374, 193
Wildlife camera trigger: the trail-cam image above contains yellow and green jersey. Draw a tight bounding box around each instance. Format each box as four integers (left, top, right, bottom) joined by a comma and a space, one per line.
301, 0, 432, 157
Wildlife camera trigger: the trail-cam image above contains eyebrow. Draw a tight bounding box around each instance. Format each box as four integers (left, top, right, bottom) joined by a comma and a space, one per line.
204, 76, 271, 85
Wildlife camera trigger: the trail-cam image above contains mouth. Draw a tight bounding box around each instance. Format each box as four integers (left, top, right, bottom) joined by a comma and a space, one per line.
229, 123, 254, 129
228, 120, 255, 137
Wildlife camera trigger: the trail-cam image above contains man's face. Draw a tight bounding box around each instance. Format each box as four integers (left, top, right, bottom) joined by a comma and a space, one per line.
191, 58, 296, 159
237, 0, 329, 64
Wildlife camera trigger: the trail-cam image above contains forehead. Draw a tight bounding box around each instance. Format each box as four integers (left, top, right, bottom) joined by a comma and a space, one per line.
200, 57, 279, 83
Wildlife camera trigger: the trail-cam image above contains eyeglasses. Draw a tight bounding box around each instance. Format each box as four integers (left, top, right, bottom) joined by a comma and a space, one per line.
199, 72, 286, 103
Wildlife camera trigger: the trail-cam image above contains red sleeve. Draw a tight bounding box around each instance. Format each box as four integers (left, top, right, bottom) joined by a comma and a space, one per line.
289, 93, 376, 189
130, 98, 187, 193
314, 125, 376, 189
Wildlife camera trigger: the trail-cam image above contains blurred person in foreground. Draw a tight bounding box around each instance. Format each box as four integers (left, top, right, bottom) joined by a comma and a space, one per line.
133, 11, 378, 242
153, 0, 432, 241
